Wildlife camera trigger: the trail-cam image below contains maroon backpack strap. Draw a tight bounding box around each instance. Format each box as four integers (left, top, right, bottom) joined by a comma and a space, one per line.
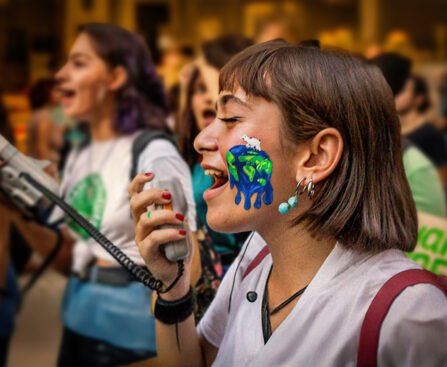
357, 269, 447, 367
242, 245, 270, 280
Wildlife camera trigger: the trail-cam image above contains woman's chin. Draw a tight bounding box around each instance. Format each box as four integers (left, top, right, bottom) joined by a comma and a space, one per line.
63, 106, 92, 121
206, 209, 251, 234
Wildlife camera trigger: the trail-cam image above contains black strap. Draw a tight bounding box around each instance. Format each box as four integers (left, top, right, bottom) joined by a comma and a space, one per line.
130, 130, 178, 180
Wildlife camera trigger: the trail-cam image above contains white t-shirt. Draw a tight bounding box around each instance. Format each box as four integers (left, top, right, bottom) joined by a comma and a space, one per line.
198, 232, 447, 367
51, 132, 196, 271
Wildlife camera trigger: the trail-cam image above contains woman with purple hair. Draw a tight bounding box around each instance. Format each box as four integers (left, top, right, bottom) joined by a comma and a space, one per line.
7, 23, 196, 366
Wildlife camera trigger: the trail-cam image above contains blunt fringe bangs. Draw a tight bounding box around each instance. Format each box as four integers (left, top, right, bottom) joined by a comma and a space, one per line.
219, 40, 418, 252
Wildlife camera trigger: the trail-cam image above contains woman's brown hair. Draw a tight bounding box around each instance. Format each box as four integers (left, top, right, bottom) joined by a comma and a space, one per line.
220, 40, 417, 252
177, 67, 201, 167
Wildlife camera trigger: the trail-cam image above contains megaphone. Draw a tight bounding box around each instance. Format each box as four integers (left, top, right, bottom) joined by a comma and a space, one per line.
0, 134, 59, 218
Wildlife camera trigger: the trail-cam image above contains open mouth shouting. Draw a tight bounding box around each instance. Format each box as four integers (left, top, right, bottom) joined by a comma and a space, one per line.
203, 165, 229, 201
201, 108, 216, 127
58, 87, 77, 106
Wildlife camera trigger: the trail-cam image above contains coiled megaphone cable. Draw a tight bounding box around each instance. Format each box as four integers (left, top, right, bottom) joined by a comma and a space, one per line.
20, 172, 183, 293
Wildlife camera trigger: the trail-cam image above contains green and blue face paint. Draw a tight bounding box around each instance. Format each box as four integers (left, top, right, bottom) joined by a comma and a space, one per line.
226, 135, 273, 210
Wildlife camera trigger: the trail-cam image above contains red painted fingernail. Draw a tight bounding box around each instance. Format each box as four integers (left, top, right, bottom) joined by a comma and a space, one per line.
162, 191, 171, 199
179, 230, 187, 236
175, 213, 184, 221
144, 172, 153, 177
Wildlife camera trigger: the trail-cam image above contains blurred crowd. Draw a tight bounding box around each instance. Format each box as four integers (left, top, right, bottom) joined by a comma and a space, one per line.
0, 18, 446, 367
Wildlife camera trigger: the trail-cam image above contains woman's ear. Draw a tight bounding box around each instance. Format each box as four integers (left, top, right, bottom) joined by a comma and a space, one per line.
108, 66, 128, 92
295, 128, 343, 184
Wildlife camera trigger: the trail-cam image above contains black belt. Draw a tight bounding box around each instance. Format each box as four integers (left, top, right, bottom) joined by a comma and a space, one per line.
73, 266, 137, 286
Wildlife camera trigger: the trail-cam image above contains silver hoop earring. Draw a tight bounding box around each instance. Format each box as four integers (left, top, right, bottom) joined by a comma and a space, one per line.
306, 177, 315, 200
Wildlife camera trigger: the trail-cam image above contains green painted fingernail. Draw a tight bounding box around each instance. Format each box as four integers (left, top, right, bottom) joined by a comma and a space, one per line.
147, 211, 151, 219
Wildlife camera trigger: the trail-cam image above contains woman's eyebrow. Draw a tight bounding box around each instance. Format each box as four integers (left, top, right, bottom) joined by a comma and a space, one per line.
69, 52, 92, 60
217, 94, 252, 110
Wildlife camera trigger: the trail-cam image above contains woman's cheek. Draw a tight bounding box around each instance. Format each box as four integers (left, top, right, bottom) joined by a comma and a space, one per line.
219, 129, 243, 160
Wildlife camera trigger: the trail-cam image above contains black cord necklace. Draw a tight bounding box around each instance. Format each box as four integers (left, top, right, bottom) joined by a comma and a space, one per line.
261, 266, 308, 343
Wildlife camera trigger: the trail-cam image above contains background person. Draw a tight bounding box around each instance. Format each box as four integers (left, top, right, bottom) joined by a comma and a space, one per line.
27, 78, 67, 168
5, 23, 197, 367
0, 99, 21, 367
370, 52, 447, 217
399, 74, 447, 192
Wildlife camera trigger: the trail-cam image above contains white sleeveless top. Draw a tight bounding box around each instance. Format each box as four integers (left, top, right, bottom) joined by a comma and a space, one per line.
50, 133, 196, 271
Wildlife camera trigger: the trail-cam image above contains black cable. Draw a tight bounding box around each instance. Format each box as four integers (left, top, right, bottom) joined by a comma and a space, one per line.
21, 173, 183, 293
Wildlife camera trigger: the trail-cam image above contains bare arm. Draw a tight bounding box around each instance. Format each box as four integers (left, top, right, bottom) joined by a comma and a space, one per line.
35, 115, 52, 160
11, 213, 74, 275
129, 173, 218, 367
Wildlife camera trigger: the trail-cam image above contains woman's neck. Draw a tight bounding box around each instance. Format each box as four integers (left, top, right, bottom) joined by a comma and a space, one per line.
400, 110, 427, 135
259, 220, 336, 295
89, 96, 119, 141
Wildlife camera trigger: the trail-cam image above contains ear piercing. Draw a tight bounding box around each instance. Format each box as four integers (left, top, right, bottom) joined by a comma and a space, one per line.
278, 177, 315, 215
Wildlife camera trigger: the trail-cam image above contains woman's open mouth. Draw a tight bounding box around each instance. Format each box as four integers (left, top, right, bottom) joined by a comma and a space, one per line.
202, 109, 216, 127
203, 168, 229, 200
58, 87, 76, 106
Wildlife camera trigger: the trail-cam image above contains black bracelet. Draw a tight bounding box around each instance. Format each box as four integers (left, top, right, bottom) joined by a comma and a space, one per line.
154, 287, 194, 325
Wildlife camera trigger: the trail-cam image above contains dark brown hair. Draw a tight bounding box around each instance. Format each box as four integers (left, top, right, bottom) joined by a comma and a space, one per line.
178, 67, 201, 167
220, 40, 417, 252
80, 23, 168, 134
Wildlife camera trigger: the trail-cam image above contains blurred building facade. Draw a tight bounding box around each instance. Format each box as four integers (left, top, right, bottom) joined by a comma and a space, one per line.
0, 0, 446, 93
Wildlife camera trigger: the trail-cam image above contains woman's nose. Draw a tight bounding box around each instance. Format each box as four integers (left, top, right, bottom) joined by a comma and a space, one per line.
203, 91, 214, 106
55, 64, 68, 83
194, 122, 219, 155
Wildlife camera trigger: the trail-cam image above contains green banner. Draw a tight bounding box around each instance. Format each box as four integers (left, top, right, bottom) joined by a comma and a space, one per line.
406, 212, 447, 275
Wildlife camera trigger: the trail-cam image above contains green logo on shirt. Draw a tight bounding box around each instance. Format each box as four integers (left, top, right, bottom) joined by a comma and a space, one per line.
66, 173, 107, 239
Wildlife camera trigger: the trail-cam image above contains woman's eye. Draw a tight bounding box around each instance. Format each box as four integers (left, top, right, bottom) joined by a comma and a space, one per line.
72, 60, 85, 68
218, 117, 240, 124
193, 83, 207, 95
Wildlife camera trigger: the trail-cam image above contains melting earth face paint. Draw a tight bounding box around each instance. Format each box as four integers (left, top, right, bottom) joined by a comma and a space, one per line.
226, 140, 273, 210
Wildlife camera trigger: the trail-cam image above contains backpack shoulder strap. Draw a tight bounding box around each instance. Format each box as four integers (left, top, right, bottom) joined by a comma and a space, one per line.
130, 130, 178, 180
242, 245, 270, 280
357, 269, 447, 367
